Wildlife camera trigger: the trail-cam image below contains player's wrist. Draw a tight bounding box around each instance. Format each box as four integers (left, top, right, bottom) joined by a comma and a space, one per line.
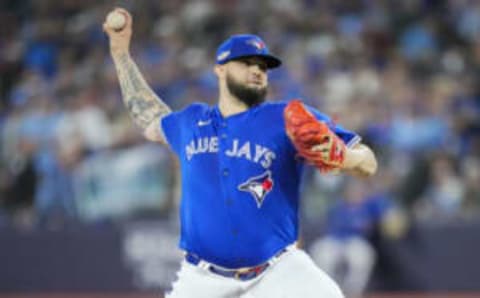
111, 50, 131, 61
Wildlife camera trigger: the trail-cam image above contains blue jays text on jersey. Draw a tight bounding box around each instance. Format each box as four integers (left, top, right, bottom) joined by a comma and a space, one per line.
186, 137, 276, 169
161, 101, 361, 269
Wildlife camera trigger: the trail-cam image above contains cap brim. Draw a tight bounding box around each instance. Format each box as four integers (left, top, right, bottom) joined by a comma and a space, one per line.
260, 55, 282, 69
227, 54, 282, 69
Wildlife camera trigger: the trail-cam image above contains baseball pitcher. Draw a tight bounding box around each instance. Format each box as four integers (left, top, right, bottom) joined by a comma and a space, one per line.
104, 8, 377, 298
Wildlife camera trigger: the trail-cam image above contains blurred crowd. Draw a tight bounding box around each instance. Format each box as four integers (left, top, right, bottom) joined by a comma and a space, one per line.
2, 0, 480, 295
1, 0, 480, 231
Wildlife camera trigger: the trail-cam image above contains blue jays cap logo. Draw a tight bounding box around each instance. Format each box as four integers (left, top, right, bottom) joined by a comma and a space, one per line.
215, 34, 282, 69
247, 39, 266, 51
238, 171, 274, 208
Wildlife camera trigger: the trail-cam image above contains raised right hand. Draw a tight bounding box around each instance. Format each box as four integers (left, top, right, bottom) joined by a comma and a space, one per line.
103, 7, 132, 58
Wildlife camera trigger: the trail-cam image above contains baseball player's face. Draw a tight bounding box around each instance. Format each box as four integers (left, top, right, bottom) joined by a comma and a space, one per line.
223, 57, 269, 107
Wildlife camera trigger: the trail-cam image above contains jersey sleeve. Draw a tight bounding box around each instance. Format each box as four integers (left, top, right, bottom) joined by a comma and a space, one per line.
160, 111, 182, 154
307, 106, 361, 148
160, 103, 205, 155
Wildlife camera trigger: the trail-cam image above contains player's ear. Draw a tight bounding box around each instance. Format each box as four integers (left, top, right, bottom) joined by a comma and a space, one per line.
214, 64, 224, 78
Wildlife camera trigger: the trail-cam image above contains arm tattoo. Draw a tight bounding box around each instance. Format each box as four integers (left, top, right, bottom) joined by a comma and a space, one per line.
114, 53, 171, 130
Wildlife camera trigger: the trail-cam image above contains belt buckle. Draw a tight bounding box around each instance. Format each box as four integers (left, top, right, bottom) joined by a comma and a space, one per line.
234, 267, 251, 280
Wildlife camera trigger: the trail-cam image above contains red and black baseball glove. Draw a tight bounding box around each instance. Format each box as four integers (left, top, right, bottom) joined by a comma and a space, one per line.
284, 100, 346, 172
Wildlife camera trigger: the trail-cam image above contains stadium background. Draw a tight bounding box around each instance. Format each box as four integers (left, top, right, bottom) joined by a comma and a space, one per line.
1, 0, 480, 297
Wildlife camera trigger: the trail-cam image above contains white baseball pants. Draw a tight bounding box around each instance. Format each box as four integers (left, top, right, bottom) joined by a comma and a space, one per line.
165, 247, 344, 298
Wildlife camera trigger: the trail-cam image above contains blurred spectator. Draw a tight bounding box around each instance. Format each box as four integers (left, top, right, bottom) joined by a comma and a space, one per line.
0, 135, 37, 227
20, 94, 71, 227
309, 178, 395, 298
461, 155, 480, 217
56, 86, 113, 153
415, 153, 466, 221
399, 18, 438, 63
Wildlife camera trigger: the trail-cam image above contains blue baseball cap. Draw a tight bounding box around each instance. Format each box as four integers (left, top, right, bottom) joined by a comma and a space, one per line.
216, 34, 282, 69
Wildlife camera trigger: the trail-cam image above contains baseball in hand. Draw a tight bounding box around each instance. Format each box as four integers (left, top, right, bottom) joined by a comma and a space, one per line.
106, 11, 126, 31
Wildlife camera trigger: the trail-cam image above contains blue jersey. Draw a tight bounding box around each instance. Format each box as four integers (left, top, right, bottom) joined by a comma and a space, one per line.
325, 194, 393, 240
161, 101, 360, 268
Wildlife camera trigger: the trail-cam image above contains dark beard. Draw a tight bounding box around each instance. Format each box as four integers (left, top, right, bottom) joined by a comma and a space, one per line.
226, 74, 267, 107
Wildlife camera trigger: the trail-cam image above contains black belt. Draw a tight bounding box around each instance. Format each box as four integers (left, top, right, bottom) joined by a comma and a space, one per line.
185, 248, 288, 281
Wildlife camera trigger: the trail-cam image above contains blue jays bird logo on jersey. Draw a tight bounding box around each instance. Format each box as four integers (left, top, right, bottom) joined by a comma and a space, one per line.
238, 171, 274, 208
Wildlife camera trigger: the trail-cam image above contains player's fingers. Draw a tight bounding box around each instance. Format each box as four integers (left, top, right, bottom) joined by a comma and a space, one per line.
102, 22, 116, 36
103, 22, 111, 34
113, 7, 130, 15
